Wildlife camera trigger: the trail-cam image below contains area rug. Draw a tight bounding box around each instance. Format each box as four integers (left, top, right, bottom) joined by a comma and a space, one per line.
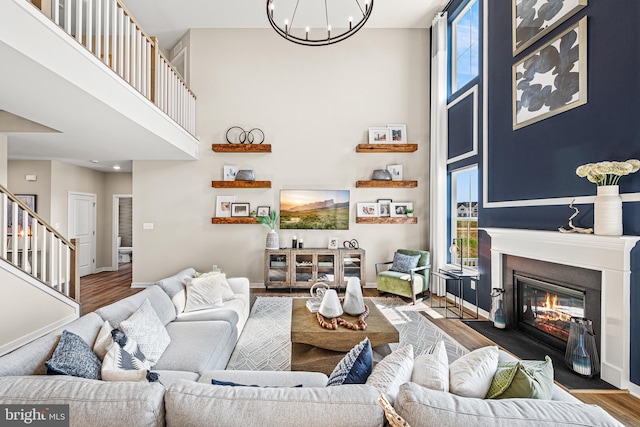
226, 297, 468, 371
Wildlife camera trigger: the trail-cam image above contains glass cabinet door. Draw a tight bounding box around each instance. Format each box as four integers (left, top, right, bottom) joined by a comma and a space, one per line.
266, 251, 289, 287
316, 252, 337, 286
294, 252, 314, 284
342, 251, 363, 282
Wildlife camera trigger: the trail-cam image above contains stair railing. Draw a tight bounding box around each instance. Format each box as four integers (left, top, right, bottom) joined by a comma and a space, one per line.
0, 184, 79, 301
28, 0, 196, 135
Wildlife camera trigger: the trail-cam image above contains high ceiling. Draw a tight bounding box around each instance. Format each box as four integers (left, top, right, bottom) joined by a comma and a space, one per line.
123, 0, 448, 51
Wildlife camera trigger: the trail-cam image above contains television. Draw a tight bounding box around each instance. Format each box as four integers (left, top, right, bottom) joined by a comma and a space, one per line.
280, 190, 350, 230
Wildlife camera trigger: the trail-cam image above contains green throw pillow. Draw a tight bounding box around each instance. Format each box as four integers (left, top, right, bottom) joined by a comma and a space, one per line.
486, 356, 554, 400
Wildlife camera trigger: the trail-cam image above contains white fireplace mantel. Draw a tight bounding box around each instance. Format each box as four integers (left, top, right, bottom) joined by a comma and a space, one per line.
483, 228, 640, 390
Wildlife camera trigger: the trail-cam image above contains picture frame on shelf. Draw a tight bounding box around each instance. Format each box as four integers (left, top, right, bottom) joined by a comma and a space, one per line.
223, 165, 238, 181
328, 237, 339, 250
390, 202, 413, 217
377, 199, 392, 217
368, 127, 391, 144
387, 124, 407, 143
231, 203, 250, 217
387, 164, 403, 181
215, 195, 235, 218
357, 203, 379, 218
257, 206, 270, 217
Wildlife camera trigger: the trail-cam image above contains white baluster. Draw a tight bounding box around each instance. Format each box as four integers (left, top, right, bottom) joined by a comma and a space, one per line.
40, 226, 47, 283
58, 239, 64, 295
1, 194, 7, 260
53, 0, 60, 25
85, 0, 92, 50
95, 0, 102, 60
63, 0, 71, 34
117, 7, 124, 77
123, 14, 130, 82
32, 219, 38, 279
65, 246, 71, 296
11, 202, 18, 265
21, 210, 29, 272
75, 0, 82, 43
110, 0, 117, 71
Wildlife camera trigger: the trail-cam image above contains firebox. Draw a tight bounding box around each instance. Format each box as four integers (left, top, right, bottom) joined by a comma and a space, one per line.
515, 274, 585, 352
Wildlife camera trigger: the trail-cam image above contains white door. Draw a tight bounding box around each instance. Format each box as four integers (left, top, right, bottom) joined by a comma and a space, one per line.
68, 192, 96, 277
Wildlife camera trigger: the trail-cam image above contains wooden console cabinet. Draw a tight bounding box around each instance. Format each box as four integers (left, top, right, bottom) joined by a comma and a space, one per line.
264, 248, 365, 291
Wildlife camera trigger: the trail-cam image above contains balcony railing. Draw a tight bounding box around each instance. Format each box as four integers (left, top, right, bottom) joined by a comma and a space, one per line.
29, 0, 196, 135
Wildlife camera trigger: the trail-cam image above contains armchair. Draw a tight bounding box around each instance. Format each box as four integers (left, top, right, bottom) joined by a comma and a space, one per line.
376, 249, 431, 304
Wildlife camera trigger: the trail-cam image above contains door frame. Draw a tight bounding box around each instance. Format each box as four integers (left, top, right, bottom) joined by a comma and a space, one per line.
112, 194, 132, 271
67, 191, 97, 276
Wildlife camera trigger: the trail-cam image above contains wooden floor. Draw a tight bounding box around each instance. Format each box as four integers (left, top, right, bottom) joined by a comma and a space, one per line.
79, 270, 640, 426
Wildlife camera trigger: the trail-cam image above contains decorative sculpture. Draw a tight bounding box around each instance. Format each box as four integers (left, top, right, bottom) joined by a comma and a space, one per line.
558, 200, 593, 234
343, 277, 365, 316
318, 289, 343, 318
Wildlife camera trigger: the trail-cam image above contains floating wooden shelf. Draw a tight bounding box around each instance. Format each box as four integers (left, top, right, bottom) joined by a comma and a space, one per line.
212, 144, 272, 153
212, 181, 271, 188
356, 144, 418, 153
211, 217, 260, 224
355, 180, 418, 188
356, 217, 418, 224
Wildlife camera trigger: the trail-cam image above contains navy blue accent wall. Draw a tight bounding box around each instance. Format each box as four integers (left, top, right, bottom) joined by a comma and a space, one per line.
479, 0, 640, 387
448, 96, 475, 159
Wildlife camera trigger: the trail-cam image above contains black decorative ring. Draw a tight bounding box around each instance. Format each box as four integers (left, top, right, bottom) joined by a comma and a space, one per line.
343, 239, 359, 249
225, 126, 265, 144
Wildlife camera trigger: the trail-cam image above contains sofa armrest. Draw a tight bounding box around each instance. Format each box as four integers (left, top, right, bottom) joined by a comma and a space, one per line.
226, 277, 250, 299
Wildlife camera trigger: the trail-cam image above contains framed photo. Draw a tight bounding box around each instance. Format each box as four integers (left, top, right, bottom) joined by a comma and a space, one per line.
357, 202, 380, 218
513, 0, 587, 56
328, 237, 339, 250
387, 124, 407, 143
368, 127, 391, 144
223, 165, 238, 181
390, 202, 413, 217
231, 203, 250, 217
215, 195, 235, 218
377, 199, 392, 217
256, 206, 270, 217
387, 164, 403, 181
8, 194, 37, 234
513, 17, 587, 130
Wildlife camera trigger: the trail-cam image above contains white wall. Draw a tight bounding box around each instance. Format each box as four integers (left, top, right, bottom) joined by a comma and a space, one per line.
7, 160, 52, 222
0, 134, 7, 186
133, 28, 430, 285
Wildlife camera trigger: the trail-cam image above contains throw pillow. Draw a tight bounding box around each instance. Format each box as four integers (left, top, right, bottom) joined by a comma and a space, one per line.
119, 299, 171, 365
183, 273, 235, 313
366, 344, 414, 405
93, 320, 114, 360
411, 340, 449, 392
449, 345, 499, 398
486, 356, 554, 399
102, 330, 155, 382
46, 330, 102, 380
327, 337, 373, 386
390, 252, 421, 274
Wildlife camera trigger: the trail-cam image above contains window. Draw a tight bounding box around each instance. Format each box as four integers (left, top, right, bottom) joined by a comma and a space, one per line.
450, 166, 478, 270
451, 0, 480, 93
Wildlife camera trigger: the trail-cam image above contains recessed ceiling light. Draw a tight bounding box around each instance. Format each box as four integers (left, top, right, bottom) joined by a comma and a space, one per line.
113, 165, 121, 170
90, 160, 99, 163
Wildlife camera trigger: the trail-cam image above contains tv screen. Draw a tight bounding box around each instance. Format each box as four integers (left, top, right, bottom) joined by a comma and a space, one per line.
280, 190, 350, 230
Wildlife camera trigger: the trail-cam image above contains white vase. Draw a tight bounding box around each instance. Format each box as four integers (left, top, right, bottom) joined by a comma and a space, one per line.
319, 289, 343, 318
593, 185, 622, 236
266, 229, 279, 249
343, 277, 365, 315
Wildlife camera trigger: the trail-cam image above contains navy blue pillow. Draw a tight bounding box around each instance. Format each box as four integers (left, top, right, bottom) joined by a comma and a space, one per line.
46, 330, 102, 380
212, 379, 302, 388
326, 337, 373, 386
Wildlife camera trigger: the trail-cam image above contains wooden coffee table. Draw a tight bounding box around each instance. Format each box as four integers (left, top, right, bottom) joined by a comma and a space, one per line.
290, 298, 399, 375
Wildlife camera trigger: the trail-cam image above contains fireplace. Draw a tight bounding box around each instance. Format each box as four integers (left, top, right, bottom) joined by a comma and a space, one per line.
515, 274, 585, 352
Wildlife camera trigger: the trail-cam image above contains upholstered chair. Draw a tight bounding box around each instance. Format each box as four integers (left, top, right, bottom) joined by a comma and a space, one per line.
376, 249, 431, 304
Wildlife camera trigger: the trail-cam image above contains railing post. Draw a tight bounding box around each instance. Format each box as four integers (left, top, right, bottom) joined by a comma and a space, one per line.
32, 0, 52, 19
69, 238, 80, 301
150, 36, 157, 103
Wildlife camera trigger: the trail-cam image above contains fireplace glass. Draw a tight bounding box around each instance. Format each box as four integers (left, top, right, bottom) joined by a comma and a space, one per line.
515, 275, 585, 350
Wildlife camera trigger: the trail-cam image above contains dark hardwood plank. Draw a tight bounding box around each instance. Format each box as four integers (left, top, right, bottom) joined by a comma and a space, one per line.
79, 263, 139, 315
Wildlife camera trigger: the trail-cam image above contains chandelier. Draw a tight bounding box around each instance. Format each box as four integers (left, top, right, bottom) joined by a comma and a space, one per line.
266, 0, 374, 46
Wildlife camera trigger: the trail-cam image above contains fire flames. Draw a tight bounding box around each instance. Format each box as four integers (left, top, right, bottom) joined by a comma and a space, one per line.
532, 292, 572, 341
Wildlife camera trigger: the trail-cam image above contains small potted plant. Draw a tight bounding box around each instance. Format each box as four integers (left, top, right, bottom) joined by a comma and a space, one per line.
406, 208, 414, 217
250, 210, 257, 217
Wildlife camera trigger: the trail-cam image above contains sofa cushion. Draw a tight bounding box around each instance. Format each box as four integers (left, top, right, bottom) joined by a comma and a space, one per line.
96, 285, 177, 327
486, 356, 554, 400
152, 370, 200, 389
327, 337, 372, 386
449, 345, 499, 398
119, 299, 171, 366
175, 298, 243, 324
165, 380, 384, 427
0, 376, 165, 427
395, 382, 624, 427
45, 330, 102, 380
412, 339, 449, 392
366, 344, 414, 405
198, 370, 329, 388
155, 267, 197, 315
152, 320, 234, 373
0, 313, 104, 377
183, 273, 235, 313
390, 252, 421, 274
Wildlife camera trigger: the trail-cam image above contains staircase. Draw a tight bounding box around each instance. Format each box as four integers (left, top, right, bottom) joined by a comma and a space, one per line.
0, 184, 81, 356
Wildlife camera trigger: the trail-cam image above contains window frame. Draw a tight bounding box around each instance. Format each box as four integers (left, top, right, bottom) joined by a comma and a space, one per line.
449, 164, 478, 271
450, 0, 480, 95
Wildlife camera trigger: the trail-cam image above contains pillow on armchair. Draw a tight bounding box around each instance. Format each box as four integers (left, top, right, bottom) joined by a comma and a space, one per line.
390, 252, 421, 274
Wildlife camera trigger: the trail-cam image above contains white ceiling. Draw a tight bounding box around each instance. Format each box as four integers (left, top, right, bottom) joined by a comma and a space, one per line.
123, 0, 448, 50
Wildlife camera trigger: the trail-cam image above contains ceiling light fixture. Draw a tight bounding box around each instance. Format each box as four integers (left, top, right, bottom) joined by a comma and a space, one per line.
266, 0, 373, 46
113, 165, 121, 170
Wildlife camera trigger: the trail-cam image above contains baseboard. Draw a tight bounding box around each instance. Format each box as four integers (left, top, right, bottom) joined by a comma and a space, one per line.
131, 282, 154, 288
95, 267, 115, 274
629, 382, 640, 398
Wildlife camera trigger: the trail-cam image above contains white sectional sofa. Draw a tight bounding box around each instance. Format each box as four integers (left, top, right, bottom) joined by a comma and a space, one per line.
0, 268, 624, 427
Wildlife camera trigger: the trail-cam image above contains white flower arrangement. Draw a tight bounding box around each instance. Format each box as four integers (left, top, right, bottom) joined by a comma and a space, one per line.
576, 159, 640, 186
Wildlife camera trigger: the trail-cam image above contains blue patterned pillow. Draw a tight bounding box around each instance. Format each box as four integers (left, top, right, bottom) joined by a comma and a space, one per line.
46, 330, 102, 380
390, 252, 421, 274
327, 337, 372, 386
